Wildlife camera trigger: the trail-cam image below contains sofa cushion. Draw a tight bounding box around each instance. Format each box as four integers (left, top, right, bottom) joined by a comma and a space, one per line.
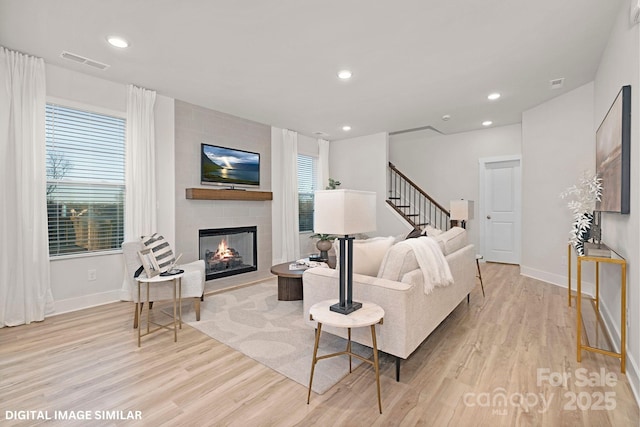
424, 225, 443, 237
377, 240, 419, 282
432, 226, 467, 256
378, 227, 469, 281
334, 236, 396, 277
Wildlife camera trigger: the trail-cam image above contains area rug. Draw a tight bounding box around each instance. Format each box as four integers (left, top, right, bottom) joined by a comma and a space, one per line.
177, 278, 373, 394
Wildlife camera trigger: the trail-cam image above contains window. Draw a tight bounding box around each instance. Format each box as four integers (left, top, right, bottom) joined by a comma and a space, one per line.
297, 154, 317, 232
46, 103, 126, 256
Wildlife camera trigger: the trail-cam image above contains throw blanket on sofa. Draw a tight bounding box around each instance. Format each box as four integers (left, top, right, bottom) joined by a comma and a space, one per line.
403, 236, 453, 294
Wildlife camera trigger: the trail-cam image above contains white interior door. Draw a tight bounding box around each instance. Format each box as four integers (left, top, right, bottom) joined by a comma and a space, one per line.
479, 156, 521, 264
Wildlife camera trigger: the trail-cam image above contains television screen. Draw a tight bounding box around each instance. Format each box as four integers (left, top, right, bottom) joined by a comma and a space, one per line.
201, 144, 260, 187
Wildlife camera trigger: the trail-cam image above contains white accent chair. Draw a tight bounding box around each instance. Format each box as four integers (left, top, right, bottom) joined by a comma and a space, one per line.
122, 241, 205, 328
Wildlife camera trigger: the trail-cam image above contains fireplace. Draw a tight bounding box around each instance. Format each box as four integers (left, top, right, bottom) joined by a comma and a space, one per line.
199, 226, 257, 280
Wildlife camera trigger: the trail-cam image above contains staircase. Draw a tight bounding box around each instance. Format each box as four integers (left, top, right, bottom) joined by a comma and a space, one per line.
387, 162, 451, 231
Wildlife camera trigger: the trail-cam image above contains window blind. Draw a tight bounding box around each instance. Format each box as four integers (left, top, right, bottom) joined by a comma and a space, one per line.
46, 103, 126, 256
297, 154, 317, 232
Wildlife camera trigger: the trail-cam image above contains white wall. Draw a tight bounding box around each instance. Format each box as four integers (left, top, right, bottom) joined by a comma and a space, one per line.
330, 132, 410, 238
45, 64, 176, 314
46, 65, 126, 314
174, 101, 272, 293
155, 95, 176, 247
520, 82, 596, 293
389, 124, 522, 248
593, 1, 640, 401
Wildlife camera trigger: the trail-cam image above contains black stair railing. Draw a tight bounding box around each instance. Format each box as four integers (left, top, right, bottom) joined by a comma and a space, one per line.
387, 162, 451, 231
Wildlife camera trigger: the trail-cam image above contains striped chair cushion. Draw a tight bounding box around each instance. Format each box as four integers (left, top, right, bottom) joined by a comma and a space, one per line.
141, 233, 175, 272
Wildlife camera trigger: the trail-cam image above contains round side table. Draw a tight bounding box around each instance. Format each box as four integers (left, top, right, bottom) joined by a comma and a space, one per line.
135, 272, 183, 347
307, 299, 385, 413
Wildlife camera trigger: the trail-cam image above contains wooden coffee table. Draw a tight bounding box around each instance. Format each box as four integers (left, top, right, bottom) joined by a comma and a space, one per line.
270, 262, 306, 301
270, 258, 335, 301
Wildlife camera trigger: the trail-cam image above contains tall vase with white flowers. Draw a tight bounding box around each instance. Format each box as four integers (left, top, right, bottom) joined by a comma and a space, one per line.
560, 171, 603, 256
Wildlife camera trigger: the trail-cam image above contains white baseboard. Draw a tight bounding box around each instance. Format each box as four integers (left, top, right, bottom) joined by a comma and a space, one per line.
520, 264, 640, 407
47, 290, 121, 317
599, 298, 640, 407
520, 265, 595, 297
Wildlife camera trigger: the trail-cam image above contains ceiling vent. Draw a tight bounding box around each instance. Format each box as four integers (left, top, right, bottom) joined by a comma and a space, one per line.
312, 131, 329, 137
60, 51, 109, 70
550, 78, 565, 89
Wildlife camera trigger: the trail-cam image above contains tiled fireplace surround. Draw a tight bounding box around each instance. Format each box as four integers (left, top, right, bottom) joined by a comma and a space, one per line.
174, 100, 273, 293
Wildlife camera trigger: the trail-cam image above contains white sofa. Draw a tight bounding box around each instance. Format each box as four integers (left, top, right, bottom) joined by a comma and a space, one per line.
303, 227, 476, 380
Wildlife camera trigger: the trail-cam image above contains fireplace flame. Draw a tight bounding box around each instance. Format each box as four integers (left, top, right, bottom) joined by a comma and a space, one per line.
218, 240, 231, 258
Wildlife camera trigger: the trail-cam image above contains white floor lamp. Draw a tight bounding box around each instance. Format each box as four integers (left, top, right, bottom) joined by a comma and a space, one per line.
314, 189, 377, 314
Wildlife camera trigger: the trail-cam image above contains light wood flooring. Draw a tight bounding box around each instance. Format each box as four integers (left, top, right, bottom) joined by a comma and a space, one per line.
1, 263, 638, 426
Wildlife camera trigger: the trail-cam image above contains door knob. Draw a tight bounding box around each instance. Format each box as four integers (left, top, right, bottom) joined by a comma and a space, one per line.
486, 215, 491, 219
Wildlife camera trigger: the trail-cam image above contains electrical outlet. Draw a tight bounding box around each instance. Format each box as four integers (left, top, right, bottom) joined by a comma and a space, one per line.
88, 269, 97, 281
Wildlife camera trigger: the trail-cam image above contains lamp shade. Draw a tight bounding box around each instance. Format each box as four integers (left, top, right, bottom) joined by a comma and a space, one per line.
450, 199, 474, 221
314, 189, 377, 235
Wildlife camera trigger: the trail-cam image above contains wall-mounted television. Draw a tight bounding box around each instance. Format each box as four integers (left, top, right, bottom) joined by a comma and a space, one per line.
201, 143, 260, 188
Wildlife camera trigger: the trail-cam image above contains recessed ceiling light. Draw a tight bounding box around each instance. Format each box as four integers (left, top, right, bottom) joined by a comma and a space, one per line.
107, 36, 129, 48
482, 121, 493, 127
337, 70, 352, 80
442, 114, 451, 121
342, 125, 352, 131
487, 93, 501, 100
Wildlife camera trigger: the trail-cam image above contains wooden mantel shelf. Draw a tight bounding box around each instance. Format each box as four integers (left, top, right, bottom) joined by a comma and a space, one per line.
186, 188, 273, 201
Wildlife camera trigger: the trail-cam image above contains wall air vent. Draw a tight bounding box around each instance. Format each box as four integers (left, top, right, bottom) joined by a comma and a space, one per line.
550, 78, 564, 89
60, 51, 109, 70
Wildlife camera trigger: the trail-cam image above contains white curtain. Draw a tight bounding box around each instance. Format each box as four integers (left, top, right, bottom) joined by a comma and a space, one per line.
271, 127, 300, 263
120, 85, 157, 300
317, 138, 330, 190
0, 46, 54, 327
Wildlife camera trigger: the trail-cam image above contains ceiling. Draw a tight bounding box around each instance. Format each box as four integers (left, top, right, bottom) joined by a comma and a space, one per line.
0, 0, 624, 140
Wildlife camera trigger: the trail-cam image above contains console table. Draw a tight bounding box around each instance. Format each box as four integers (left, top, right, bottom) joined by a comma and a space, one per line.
567, 243, 627, 372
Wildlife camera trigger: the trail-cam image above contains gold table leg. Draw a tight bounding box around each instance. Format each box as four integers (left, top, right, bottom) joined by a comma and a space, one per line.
173, 278, 177, 342
306, 313, 383, 412
567, 244, 571, 307
577, 258, 582, 362
137, 283, 141, 347
347, 328, 352, 373
595, 262, 600, 313
621, 263, 626, 373
307, 322, 322, 404
146, 282, 150, 335
371, 324, 382, 414
179, 278, 182, 330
